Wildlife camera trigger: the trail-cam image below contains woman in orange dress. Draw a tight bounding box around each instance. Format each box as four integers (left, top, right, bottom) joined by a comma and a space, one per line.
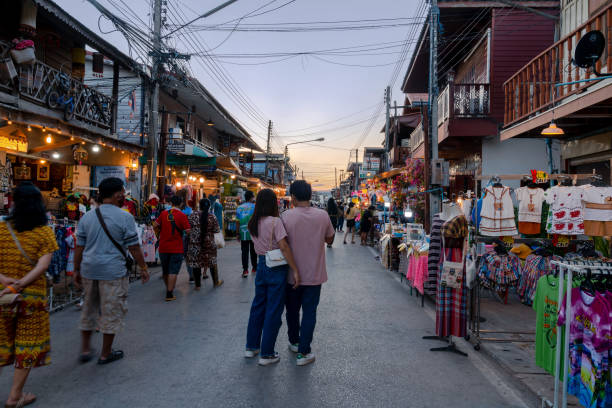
0, 182, 58, 408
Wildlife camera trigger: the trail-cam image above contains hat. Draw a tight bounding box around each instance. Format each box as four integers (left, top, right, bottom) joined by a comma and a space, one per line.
510, 243, 533, 260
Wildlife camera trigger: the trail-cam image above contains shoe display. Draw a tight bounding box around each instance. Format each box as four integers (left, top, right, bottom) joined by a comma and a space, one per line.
258, 353, 280, 366
296, 353, 316, 366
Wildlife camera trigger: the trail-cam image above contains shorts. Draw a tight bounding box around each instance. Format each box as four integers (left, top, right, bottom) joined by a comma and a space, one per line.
347, 219, 356, 228
160, 253, 184, 275
80, 277, 128, 334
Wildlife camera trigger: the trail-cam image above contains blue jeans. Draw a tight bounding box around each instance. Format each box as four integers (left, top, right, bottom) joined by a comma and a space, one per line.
286, 285, 322, 355
246, 256, 288, 357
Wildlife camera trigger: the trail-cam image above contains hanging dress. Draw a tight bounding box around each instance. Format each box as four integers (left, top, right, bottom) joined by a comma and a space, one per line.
435, 215, 469, 338
479, 186, 518, 236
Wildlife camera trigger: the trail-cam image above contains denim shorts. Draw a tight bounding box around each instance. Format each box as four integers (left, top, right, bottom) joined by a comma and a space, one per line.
160, 253, 184, 275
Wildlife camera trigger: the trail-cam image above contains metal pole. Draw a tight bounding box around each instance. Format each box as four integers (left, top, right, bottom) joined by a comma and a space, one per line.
264, 120, 272, 183
335, 167, 337, 189
428, 0, 440, 223
281, 145, 288, 186
146, 0, 162, 198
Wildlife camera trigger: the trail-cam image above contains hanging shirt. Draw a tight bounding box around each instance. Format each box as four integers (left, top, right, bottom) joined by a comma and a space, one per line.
516, 187, 545, 223
558, 287, 611, 408
533, 275, 565, 376
544, 186, 585, 235
479, 186, 518, 236
236, 202, 255, 241
582, 186, 612, 222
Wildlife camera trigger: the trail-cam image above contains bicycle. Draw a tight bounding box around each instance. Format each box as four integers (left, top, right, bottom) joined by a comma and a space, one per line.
46, 70, 75, 121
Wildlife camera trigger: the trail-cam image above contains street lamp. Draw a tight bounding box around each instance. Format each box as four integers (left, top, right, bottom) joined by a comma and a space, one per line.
283, 137, 325, 185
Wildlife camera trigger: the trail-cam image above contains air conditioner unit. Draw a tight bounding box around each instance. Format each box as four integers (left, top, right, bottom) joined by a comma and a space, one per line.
431, 159, 449, 186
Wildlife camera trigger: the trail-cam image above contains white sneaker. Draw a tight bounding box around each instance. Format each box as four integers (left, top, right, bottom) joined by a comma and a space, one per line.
244, 349, 260, 358
288, 343, 299, 353
296, 353, 315, 366
258, 353, 280, 366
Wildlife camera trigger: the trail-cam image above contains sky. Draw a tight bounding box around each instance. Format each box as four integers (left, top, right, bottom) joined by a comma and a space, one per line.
56, 0, 426, 190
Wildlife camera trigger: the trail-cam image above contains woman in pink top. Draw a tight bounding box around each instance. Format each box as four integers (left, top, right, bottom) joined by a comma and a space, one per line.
244, 189, 300, 366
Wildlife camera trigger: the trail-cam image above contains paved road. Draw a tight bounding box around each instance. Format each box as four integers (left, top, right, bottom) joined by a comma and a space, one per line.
0, 232, 527, 407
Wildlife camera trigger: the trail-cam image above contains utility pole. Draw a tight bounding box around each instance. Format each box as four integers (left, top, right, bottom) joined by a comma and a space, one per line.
146, 0, 162, 198
428, 0, 440, 226
335, 167, 337, 189
281, 145, 288, 186
302, 170, 304, 180
384, 86, 391, 171
264, 120, 272, 183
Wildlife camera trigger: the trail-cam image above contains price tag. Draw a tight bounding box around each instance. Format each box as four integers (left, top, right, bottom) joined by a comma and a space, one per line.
501, 236, 514, 248
553, 234, 570, 248
530, 170, 549, 184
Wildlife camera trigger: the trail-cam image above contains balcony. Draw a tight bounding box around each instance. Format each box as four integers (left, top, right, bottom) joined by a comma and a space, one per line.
503, 3, 612, 128
438, 83, 490, 126
0, 59, 113, 130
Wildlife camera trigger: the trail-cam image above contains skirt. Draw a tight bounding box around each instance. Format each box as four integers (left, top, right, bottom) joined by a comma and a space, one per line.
435, 248, 468, 338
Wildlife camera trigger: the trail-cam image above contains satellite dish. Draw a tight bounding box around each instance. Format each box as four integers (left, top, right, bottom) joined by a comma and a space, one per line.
573, 30, 606, 76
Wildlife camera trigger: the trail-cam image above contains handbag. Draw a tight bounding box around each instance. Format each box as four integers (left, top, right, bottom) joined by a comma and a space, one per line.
95, 208, 135, 271
214, 232, 225, 249
440, 236, 466, 289
265, 219, 287, 268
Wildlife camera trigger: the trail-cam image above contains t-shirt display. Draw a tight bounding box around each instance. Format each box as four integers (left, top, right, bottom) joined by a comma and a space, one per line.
516, 186, 545, 235
544, 186, 585, 235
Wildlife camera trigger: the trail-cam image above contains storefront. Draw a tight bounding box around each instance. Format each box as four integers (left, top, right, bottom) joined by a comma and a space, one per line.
0, 121, 142, 219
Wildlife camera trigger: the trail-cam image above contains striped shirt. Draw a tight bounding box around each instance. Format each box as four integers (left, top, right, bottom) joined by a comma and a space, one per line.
425, 215, 444, 297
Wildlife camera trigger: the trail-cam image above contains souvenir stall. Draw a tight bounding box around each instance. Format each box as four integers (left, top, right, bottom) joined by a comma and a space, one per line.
448, 169, 612, 407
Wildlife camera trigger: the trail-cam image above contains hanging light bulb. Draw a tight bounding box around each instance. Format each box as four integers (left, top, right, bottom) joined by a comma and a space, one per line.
112, 147, 116, 152
42, 126, 46, 132
92, 145, 100, 153
45, 135, 52, 144
7, 120, 12, 125
27, 125, 31, 132
52, 152, 60, 159
81, 141, 86, 145
182, 170, 187, 175
199, 177, 204, 183
176, 181, 182, 188
70, 136, 74, 141
39, 159, 46, 164
131, 162, 138, 169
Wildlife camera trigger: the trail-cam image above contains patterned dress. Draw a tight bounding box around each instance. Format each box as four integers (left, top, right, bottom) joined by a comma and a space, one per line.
0, 223, 58, 368
186, 212, 220, 268
435, 216, 469, 338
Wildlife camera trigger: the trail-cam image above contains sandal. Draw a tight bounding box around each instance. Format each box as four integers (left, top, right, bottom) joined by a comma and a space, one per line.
78, 350, 95, 364
97, 349, 124, 365
5, 392, 36, 408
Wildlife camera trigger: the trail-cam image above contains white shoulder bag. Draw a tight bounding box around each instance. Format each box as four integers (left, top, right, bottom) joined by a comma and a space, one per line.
265, 218, 287, 268
440, 236, 466, 289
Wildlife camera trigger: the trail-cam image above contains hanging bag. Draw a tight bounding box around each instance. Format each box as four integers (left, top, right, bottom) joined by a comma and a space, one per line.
265, 218, 287, 268
212, 211, 225, 249
440, 235, 466, 289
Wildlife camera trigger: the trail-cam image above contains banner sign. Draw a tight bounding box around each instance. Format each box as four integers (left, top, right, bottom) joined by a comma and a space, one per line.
167, 139, 185, 153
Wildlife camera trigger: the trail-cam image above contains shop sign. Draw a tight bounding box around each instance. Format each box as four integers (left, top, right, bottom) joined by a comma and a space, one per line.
530, 170, 549, 184
167, 140, 185, 153
0, 134, 27, 152
94, 166, 126, 187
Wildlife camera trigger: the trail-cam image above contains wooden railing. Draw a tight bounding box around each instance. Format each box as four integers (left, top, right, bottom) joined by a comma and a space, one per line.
0, 60, 113, 129
503, 3, 612, 127
409, 122, 425, 151
438, 83, 490, 126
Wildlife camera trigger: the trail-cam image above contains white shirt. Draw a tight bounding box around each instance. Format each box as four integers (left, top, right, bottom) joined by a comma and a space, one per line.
515, 187, 544, 223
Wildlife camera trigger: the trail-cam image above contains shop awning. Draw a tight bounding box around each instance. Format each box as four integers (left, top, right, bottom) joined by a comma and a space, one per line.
216, 156, 242, 174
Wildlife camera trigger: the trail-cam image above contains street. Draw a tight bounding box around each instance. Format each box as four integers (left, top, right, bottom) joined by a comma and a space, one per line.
0, 234, 527, 408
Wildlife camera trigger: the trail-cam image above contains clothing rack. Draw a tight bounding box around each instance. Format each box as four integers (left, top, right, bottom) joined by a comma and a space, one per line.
550, 260, 612, 408
475, 173, 595, 181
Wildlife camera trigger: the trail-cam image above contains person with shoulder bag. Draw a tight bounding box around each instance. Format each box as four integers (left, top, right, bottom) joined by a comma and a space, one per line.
74, 178, 149, 367
0, 182, 59, 408
245, 189, 300, 366
154, 195, 191, 302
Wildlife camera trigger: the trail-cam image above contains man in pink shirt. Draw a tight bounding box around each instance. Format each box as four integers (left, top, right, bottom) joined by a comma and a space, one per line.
281, 180, 335, 366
